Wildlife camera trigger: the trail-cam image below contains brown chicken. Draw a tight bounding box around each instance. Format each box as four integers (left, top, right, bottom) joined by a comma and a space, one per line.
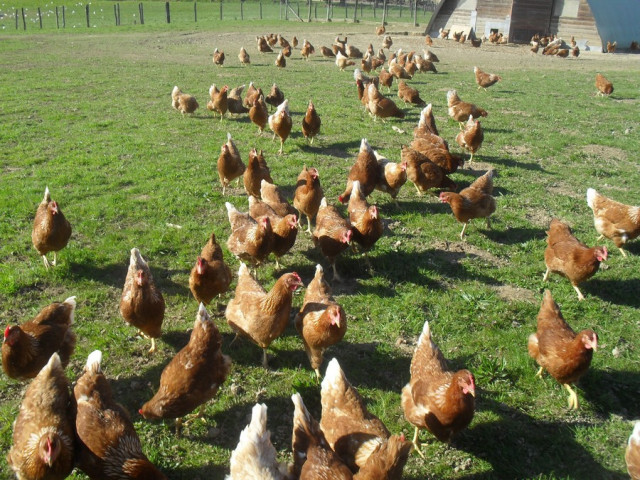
275, 50, 286, 68
225, 202, 274, 268
415, 55, 437, 74
368, 83, 405, 121
336, 51, 355, 71
257, 35, 273, 53
171, 86, 199, 115
228, 403, 292, 480
249, 196, 298, 269
238, 46, 250, 65
474, 66, 501, 91
268, 99, 293, 155
348, 181, 383, 252
321, 358, 411, 476
627, 422, 640, 480
250, 94, 269, 133
321, 46, 335, 58
140, 304, 231, 430
388, 60, 411, 80
355, 79, 371, 114
313, 198, 353, 282
76, 351, 167, 478
528, 290, 597, 409
607, 40, 617, 53
302, 100, 321, 145
3, 296, 76, 380
7, 353, 75, 480
414, 103, 441, 139
301, 39, 315, 60
397, 80, 425, 106
382, 34, 393, 49
32, 187, 72, 269
378, 68, 393, 92
447, 89, 488, 127
455, 114, 484, 162
189, 232, 232, 305
294, 166, 324, 234
265, 83, 285, 111
228, 84, 249, 115
403, 146, 457, 197
294, 264, 347, 378
471, 37, 482, 47
207, 84, 228, 120
425, 34, 433, 46
243, 82, 260, 108
587, 188, 640, 257
213, 47, 225, 66
543, 218, 608, 301
120, 248, 165, 353
402, 321, 475, 452
339, 138, 379, 203
411, 138, 463, 174
244, 147, 273, 197
595, 73, 614, 96
439, 169, 496, 238
226, 263, 303, 367
374, 150, 407, 206
218, 133, 245, 195
261, 179, 296, 218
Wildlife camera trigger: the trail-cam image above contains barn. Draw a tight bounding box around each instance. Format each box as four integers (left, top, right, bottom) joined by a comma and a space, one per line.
424, 0, 640, 52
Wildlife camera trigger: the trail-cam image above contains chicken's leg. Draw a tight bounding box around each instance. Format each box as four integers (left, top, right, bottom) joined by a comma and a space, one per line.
535, 366, 544, 378
564, 383, 579, 409
469, 152, 474, 163
278, 139, 285, 155
262, 348, 269, 368
52, 251, 58, 267
619, 247, 628, 258
486, 217, 492, 229
275, 256, 282, 270
41, 255, 51, 269
459, 223, 468, 239
331, 262, 343, 283
573, 285, 585, 301
411, 426, 426, 458
148, 338, 157, 354
306, 216, 313, 235
414, 183, 423, 196
542, 267, 550, 282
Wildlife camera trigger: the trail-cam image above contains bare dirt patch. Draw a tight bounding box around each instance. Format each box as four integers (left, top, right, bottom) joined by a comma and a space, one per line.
582, 144, 628, 162
490, 284, 536, 303
431, 239, 508, 267
503, 145, 532, 157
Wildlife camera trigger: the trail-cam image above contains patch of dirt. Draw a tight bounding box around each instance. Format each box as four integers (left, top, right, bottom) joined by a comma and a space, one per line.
490, 284, 536, 303
582, 145, 627, 162
431, 240, 508, 266
546, 180, 583, 200
525, 209, 553, 228
503, 145, 532, 157
500, 109, 531, 117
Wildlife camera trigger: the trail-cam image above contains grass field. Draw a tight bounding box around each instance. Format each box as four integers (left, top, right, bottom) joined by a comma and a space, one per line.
1, 15, 640, 480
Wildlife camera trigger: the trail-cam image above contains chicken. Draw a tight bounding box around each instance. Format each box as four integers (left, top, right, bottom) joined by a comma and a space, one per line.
292, 36, 298, 48
531, 41, 540, 54
227, 403, 292, 480
244, 147, 273, 198
265, 83, 285, 111
571, 46, 580, 57
627, 422, 640, 480
388, 60, 411, 80
278, 34, 290, 49
404, 60, 417, 78
313, 198, 353, 282
455, 114, 484, 162
447, 89, 488, 127
260, 179, 296, 218
213, 47, 225, 66
75, 351, 167, 478
218, 132, 246, 195
378, 68, 393, 92
244, 82, 261, 108
355, 79, 371, 114
140, 304, 231, 431
268, 99, 293, 155
275, 50, 286, 68
402, 321, 475, 452
32, 187, 72, 269
607, 40, 617, 53
120, 248, 165, 353
595, 73, 614, 96
228, 84, 249, 115
586, 188, 640, 257
7, 353, 75, 480
248, 196, 298, 269
301, 39, 315, 60
257, 35, 273, 53
3, 296, 76, 380
368, 83, 404, 121
321, 46, 335, 58
171, 85, 199, 115
294, 264, 347, 378
374, 150, 407, 206
543, 218, 608, 301
320, 358, 411, 476
439, 28, 449, 39
294, 166, 324, 234
403, 146, 457, 197
382, 35, 393, 49
425, 34, 433, 46
189, 232, 232, 305
528, 290, 597, 409
238, 46, 250, 65
376, 25, 385, 36
397, 80, 425, 106
471, 37, 482, 47
336, 51, 355, 71
207, 84, 228, 120
302, 100, 321, 145
413, 103, 441, 139
414, 55, 437, 74
249, 94, 269, 133
225, 201, 274, 268
348, 181, 383, 253
346, 44, 363, 59
474, 66, 501, 91
339, 138, 379, 203
225, 263, 302, 367
360, 55, 372, 73
439, 169, 495, 238
411, 138, 463, 174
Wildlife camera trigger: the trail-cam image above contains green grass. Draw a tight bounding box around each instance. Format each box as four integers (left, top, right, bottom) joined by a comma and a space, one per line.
1, 16, 640, 480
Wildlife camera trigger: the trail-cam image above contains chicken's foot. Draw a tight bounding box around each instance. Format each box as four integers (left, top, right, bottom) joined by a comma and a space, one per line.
542, 267, 550, 282
305, 216, 313, 235
619, 247, 628, 258
331, 263, 344, 283
262, 348, 270, 368
414, 183, 423, 196
148, 338, 157, 354
411, 427, 426, 459
278, 140, 285, 155
41, 255, 51, 269
230, 333, 239, 346
573, 285, 585, 301
535, 366, 544, 378
52, 251, 58, 266
459, 223, 468, 239
564, 383, 579, 409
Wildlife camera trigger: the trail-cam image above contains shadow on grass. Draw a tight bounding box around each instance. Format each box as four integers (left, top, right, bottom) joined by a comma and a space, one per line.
582, 278, 640, 307
483, 226, 546, 245
581, 368, 640, 419
161, 465, 229, 480
482, 155, 546, 172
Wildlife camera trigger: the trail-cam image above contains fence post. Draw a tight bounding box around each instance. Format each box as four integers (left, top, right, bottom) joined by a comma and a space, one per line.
353, 0, 357, 22
413, 0, 417, 26
194, 2, 197, 22
285, 0, 289, 20
314, 3, 317, 19
15, 9, 18, 29
381, 0, 386, 25
21, 7, 26, 30
165, 1, 170, 23
86, 4, 90, 27
307, 0, 311, 21
62, 5, 65, 27
114, 4, 118, 24
326, 0, 330, 21
37, 7, 42, 28
118, 3, 121, 25
55, 6, 59, 27
139, 3, 144, 24
240, 1, 243, 20
260, 1, 262, 19
219, 1, 222, 20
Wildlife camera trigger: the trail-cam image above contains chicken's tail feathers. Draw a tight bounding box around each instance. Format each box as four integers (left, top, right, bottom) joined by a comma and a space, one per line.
629, 421, 640, 446
44, 186, 51, 201
197, 302, 211, 324
238, 262, 249, 277
586, 188, 598, 210
63, 296, 77, 324
320, 197, 327, 208
360, 138, 371, 153
43, 352, 62, 374
225, 202, 237, 218
418, 320, 431, 347
86, 350, 102, 374
352, 180, 362, 196
321, 357, 346, 394
315, 263, 324, 277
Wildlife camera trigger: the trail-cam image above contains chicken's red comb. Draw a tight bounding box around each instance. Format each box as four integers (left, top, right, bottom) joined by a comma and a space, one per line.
400, 433, 406, 442
138, 408, 144, 416
4, 326, 10, 339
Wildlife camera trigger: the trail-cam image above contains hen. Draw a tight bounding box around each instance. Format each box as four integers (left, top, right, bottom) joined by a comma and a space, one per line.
226, 403, 292, 480
402, 146, 457, 197
401, 321, 475, 453
348, 181, 383, 253
218, 132, 246, 195
227, 84, 249, 115
171, 86, 199, 115
301, 39, 315, 60
225, 202, 274, 269
225, 263, 303, 367
336, 51, 356, 71
3, 296, 76, 380
261, 179, 296, 218
140, 304, 231, 431
238, 46, 250, 65
244, 147, 273, 198
32, 187, 72, 269
120, 248, 165, 353
313, 198, 353, 282
368, 83, 405, 121
321, 46, 336, 58
528, 290, 597, 409
320, 358, 411, 477
249, 196, 298, 269
455, 114, 484, 162
249, 94, 269, 134
378, 68, 393, 92
213, 47, 225, 66
7, 353, 75, 480
207, 84, 228, 120
397, 80, 425, 106
189, 232, 232, 305
294, 264, 347, 378
474, 66, 501, 91
447, 89, 487, 127
339, 138, 379, 203
410, 138, 463, 174
244, 82, 261, 108
439, 169, 496, 238
75, 351, 167, 479
302, 100, 321, 145
294, 166, 324, 234
374, 150, 407, 206
275, 50, 286, 69
269, 99, 293, 155
543, 218, 608, 301
265, 83, 285, 111
627, 422, 640, 480
587, 188, 640, 257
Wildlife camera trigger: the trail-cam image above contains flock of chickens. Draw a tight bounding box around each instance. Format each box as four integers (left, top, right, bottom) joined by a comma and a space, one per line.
4, 24, 640, 480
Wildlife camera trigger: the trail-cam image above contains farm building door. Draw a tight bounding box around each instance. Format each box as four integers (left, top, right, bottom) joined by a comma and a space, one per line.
509, 0, 553, 43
